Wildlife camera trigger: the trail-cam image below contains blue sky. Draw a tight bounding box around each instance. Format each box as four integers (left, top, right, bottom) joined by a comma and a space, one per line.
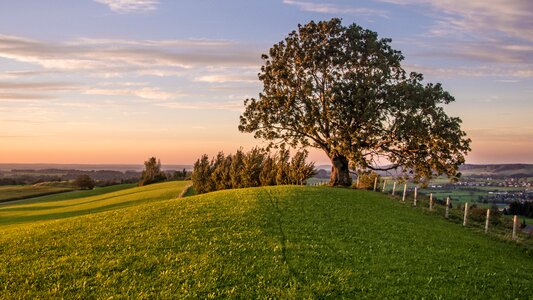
1, 0, 532, 164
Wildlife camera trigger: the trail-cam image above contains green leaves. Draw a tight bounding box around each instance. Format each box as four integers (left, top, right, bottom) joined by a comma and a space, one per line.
240, 18, 470, 184
192, 148, 316, 194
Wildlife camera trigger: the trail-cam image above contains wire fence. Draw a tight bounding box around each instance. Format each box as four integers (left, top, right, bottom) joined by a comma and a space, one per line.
311, 179, 533, 252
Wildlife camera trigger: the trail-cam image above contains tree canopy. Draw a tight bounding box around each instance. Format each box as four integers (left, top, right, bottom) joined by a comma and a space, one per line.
239, 18, 471, 186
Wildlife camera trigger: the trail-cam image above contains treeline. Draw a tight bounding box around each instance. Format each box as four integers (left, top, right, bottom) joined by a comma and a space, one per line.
0, 175, 62, 186
0, 170, 141, 186
192, 148, 316, 194
0, 167, 190, 187
505, 201, 533, 218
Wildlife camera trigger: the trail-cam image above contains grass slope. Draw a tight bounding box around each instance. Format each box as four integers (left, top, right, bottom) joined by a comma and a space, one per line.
1, 186, 532, 299
0, 182, 189, 227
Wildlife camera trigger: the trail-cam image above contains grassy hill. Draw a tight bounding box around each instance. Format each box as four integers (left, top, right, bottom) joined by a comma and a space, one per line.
0, 182, 189, 227
0, 185, 532, 298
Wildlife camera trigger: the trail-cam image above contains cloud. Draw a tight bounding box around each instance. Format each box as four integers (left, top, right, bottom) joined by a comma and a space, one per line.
0, 33, 264, 113
194, 74, 258, 83
94, 0, 158, 13
155, 100, 244, 111
72, 37, 235, 48
0, 70, 61, 79
0, 93, 56, 100
379, 1, 533, 79
0, 34, 261, 75
283, 0, 388, 17
0, 81, 80, 91
85, 87, 183, 100
466, 127, 533, 143
404, 63, 533, 79
397, 36, 533, 79
381, 0, 533, 62
0, 81, 77, 103
380, 0, 533, 41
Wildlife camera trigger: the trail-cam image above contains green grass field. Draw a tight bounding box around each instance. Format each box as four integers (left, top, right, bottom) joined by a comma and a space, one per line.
0, 185, 74, 203
0, 182, 188, 227
1, 185, 532, 298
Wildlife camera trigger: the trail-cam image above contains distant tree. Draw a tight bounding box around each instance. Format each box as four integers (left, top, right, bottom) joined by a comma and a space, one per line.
210, 152, 233, 190
74, 174, 95, 190
275, 146, 290, 185
260, 155, 276, 186
242, 148, 265, 187
288, 150, 316, 185
173, 168, 188, 180
211, 152, 228, 191
192, 154, 212, 194
230, 149, 245, 189
239, 18, 471, 186
221, 154, 233, 189
508, 201, 533, 218
139, 157, 167, 186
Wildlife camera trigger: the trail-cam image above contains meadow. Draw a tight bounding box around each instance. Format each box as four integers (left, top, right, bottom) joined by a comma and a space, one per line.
0, 184, 74, 203
0, 182, 188, 227
1, 184, 532, 298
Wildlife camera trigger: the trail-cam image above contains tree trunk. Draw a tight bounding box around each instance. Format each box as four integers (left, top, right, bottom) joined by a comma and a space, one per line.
329, 154, 352, 186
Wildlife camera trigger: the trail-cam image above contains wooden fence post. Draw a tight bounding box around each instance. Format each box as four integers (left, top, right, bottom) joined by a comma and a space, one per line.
445, 197, 450, 219
463, 203, 469, 226
382, 180, 387, 192
373, 177, 378, 191
485, 209, 490, 234
392, 182, 396, 196
512, 215, 518, 240
356, 177, 360, 189
429, 193, 433, 211
402, 183, 407, 202
413, 187, 417, 207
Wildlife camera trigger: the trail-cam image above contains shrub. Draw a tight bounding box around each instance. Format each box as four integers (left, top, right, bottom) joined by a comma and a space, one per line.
355, 172, 380, 190
469, 207, 486, 223
74, 174, 95, 190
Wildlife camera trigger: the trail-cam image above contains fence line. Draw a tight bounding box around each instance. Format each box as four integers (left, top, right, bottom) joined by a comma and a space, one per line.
357, 178, 529, 245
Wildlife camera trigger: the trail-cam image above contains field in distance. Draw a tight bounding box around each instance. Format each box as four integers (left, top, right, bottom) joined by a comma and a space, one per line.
0, 183, 74, 203
0, 185, 531, 298
0, 181, 190, 227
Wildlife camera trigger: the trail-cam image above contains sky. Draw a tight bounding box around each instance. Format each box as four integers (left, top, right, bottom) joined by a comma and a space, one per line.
0, 0, 532, 165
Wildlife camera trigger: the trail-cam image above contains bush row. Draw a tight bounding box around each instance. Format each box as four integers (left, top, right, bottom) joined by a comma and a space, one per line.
192, 148, 316, 194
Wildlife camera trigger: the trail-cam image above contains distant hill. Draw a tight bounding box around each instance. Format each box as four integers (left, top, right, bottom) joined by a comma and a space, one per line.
3, 163, 532, 177
315, 164, 533, 178
459, 164, 533, 178
0, 163, 193, 172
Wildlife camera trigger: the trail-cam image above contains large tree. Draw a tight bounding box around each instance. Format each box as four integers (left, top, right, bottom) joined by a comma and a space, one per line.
239, 19, 471, 186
